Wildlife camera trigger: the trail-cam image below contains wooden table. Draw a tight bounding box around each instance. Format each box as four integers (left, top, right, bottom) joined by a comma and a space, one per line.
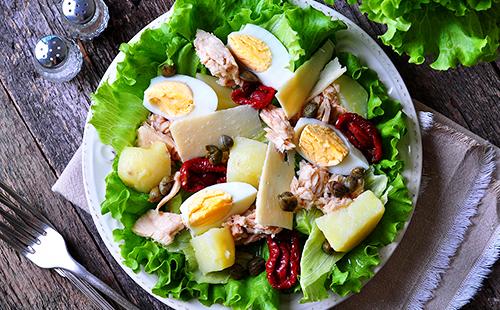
0, 0, 498, 309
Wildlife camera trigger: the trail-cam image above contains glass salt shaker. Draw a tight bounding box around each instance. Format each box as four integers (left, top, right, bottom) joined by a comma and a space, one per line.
61, 0, 109, 40
33, 35, 83, 83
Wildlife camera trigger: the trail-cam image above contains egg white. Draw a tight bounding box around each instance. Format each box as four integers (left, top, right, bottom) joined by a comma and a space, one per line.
294, 118, 369, 175
180, 182, 257, 235
228, 24, 294, 89
143, 75, 218, 121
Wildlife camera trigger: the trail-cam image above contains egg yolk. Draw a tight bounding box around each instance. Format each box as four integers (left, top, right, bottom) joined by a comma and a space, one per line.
145, 81, 194, 117
228, 34, 272, 72
188, 190, 233, 227
299, 124, 349, 166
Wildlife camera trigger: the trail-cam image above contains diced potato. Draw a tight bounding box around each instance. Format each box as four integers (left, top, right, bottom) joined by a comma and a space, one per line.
255, 143, 295, 229
170, 105, 262, 161
276, 40, 334, 118
191, 227, 235, 274
117, 142, 171, 193
336, 75, 368, 118
196, 73, 237, 110
316, 190, 384, 252
227, 137, 267, 188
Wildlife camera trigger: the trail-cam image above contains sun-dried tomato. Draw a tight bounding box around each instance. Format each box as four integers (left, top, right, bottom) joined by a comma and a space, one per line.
335, 113, 383, 163
179, 157, 226, 193
265, 231, 300, 290
231, 81, 276, 110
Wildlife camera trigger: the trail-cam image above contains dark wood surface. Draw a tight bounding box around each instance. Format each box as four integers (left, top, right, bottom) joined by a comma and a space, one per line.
0, 0, 498, 309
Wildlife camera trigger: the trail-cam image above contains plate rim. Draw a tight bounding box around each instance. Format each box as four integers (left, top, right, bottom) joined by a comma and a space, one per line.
82, 1, 422, 309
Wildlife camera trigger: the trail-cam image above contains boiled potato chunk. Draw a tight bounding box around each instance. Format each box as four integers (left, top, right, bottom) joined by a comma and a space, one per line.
191, 227, 235, 274
315, 190, 384, 252
117, 142, 171, 193
196, 73, 237, 110
226, 137, 267, 188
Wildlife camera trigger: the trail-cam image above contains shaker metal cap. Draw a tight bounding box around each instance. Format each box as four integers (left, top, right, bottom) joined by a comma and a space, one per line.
62, 0, 96, 25
34, 35, 69, 69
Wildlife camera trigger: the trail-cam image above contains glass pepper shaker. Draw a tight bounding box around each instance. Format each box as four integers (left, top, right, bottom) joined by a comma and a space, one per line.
33, 35, 83, 83
61, 0, 109, 40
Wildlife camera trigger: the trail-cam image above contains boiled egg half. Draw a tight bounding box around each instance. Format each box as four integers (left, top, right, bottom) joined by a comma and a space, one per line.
180, 182, 257, 235
143, 75, 218, 121
227, 24, 293, 89
294, 118, 369, 175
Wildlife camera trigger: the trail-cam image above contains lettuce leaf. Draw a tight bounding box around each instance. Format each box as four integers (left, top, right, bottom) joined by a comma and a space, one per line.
300, 221, 344, 302
364, 167, 388, 200
101, 159, 152, 228
337, 0, 500, 70
294, 207, 323, 235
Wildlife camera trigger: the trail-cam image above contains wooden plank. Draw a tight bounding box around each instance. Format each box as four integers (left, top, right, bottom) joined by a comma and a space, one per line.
0, 0, 497, 308
0, 84, 101, 309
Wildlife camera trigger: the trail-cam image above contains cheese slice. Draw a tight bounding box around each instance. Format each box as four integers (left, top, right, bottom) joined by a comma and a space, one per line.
276, 40, 334, 118
196, 73, 237, 110
307, 57, 346, 101
255, 143, 295, 229
170, 105, 262, 161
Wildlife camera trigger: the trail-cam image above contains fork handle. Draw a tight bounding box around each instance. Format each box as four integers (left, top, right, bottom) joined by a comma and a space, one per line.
67, 262, 140, 310
56, 268, 115, 310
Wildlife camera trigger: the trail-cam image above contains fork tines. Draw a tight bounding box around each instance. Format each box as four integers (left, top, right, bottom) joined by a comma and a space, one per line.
0, 182, 50, 254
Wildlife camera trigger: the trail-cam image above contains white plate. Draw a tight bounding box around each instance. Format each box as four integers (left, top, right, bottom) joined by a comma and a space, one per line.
82, 1, 422, 309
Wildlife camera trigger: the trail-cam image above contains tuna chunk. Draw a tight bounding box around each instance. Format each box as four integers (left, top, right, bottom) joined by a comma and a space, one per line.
259, 105, 296, 153
194, 29, 242, 87
223, 208, 281, 244
132, 210, 185, 246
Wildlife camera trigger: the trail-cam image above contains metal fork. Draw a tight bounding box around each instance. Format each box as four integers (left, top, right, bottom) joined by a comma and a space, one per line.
0, 182, 139, 310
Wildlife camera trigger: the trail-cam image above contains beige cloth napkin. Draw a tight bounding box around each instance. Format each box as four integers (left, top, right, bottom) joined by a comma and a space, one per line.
52, 102, 499, 309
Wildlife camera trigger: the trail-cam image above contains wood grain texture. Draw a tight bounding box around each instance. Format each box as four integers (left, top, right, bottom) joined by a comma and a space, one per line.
0, 0, 498, 309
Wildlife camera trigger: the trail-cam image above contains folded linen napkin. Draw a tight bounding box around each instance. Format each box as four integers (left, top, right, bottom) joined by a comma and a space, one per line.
52, 101, 499, 309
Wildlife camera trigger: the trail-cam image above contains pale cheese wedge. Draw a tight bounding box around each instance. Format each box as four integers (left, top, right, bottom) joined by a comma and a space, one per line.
196, 73, 237, 110
276, 40, 334, 118
170, 105, 262, 162
307, 57, 346, 101
255, 143, 295, 229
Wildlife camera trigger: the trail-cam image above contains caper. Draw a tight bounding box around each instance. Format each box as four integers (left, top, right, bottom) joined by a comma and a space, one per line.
148, 187, 162, 203
229, 264, 247, 280
350, 167, 366, 180
330, 181, 348, 198
206, 145, 222, 164
344, 176, 357, 192
303, 102, 319, 118
278, 191, 298, 212
235, 251, 254, 266
247, 256, 266, 276
219, 135, 234, 151
159, 176, 173, 196
322, 240, 334, 255
239, 70, 260, 83
160, 64, 176, 77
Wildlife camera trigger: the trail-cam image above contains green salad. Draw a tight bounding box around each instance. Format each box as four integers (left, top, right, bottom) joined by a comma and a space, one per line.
90, 1, 413, 309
